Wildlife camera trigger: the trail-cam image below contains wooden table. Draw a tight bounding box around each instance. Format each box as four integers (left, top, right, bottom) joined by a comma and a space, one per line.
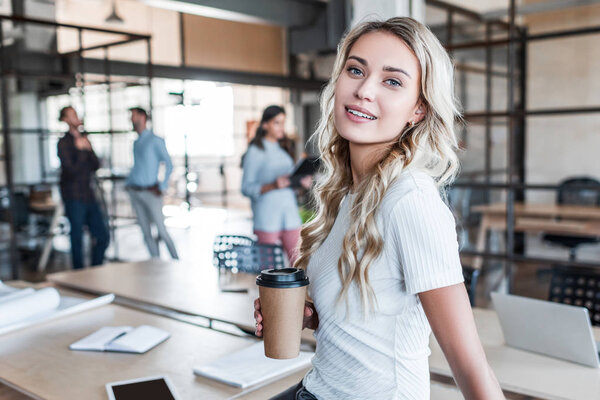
48, 260, 258, 332
471, 202, 600, 268
429, 308, 600, 400
0, 298, 310, 400
49, 262, 600, 399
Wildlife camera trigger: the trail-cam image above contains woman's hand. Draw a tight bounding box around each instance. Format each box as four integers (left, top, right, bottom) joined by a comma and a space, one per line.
299, 175, 313, 190
303, 300, 319, 330
275, 175, 291, 189
254, 298, 319, 337
260, 175, 291, 194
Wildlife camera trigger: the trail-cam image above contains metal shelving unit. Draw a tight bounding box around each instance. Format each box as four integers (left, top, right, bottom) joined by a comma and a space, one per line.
427, 0, 600, 293
0, 15, 152, 279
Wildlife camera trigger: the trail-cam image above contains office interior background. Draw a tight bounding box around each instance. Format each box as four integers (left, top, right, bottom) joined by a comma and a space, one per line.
0, 0, 600, 399
2, 0, 597, 299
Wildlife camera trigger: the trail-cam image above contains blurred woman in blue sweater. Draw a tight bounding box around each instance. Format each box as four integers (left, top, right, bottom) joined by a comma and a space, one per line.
241, 105, 311, 264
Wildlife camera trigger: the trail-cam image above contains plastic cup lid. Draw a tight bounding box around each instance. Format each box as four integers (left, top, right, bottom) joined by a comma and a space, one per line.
256, 268, 309, 288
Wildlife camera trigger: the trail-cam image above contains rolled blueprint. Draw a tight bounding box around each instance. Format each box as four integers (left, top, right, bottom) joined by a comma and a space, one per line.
0, 287, 60, 327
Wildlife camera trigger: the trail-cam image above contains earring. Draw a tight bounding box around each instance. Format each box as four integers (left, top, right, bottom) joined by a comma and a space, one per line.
410, 121, 415, 127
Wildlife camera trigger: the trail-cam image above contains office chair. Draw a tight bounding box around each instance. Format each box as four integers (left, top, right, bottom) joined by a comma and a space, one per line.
213, 243, 285, 274
0, 191, 31, 230
213, 235, 284, 274
213, 234, 255, 252
549, 265, 600, 326
543, 177, 600, 261
462, 265, 480, 307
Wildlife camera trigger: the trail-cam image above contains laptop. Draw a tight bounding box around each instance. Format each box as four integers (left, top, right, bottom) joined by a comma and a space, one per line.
491, 292, 600, 368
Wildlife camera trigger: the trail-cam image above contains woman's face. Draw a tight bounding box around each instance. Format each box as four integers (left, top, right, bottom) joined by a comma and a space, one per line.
334, 31, 425, 147
263, 113, 286, 140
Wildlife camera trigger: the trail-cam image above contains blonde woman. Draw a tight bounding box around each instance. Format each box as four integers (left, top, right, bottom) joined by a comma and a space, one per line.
254, 17, 504, 399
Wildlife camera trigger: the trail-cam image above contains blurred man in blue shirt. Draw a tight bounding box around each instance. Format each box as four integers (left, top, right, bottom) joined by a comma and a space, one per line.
126, 107, 179, 259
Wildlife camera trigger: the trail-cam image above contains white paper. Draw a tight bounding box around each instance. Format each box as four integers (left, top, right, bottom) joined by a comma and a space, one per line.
0, 287, 60, 326
0, 281, 35, 304
70, 325, 170, 353
193, 341, 313, 388
0, 293, 115, 336
0, 280, 20, 296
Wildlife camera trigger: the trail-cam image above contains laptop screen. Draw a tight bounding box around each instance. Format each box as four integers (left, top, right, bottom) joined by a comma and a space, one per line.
491, 293, 599, 368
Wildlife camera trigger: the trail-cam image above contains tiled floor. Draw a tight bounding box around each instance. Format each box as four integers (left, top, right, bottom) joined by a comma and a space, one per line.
20, 204, 254, 281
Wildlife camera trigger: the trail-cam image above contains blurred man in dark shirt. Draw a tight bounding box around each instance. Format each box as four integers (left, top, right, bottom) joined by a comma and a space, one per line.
57, 106, 109, 269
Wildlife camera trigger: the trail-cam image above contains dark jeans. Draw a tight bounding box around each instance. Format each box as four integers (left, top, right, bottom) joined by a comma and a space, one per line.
64, 199, 109, 270
269, 381, 317, 400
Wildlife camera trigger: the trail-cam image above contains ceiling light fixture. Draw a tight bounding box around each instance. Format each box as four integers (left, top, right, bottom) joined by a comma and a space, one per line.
105, 0, 124, 24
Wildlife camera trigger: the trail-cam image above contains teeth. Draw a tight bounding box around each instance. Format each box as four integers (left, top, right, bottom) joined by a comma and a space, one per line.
347, 108, 376, 120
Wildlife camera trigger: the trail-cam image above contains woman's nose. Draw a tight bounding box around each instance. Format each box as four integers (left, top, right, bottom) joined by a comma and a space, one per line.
354, 77, 376, 102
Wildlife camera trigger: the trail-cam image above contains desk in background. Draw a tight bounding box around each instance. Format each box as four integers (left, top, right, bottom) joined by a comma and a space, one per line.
48, 260, 258, 332
471, 202, 600, 268
429, 308, 600, 400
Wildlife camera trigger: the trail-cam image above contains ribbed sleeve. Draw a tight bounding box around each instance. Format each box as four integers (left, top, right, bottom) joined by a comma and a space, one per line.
389, 188, 464, 294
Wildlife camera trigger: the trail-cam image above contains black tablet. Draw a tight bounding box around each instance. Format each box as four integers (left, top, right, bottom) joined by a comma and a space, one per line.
290, 157, 321, 187
106, 376, 180, 400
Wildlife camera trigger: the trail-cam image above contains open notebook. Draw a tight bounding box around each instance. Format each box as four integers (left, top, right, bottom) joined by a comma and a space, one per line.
194, 341, 313, 389
70, 325, 170, 353
0, 281, 114, 335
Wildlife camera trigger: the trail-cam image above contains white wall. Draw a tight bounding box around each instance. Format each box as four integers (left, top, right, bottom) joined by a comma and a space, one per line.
524, 4, 600, 202
55, 0, 181, 65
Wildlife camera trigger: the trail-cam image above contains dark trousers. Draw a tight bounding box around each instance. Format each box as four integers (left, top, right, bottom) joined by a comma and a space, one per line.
269, 381, 317, 400
64, 199, 110, 270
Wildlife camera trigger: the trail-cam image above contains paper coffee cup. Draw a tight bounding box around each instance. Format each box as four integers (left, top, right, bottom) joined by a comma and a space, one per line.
256, 268, 309, 359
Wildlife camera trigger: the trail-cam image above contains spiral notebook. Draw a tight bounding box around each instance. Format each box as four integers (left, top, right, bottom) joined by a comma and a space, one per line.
193, 341, 313, 388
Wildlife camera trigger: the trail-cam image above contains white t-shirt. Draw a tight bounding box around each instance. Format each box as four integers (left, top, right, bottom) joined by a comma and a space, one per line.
302, 169, 464, 400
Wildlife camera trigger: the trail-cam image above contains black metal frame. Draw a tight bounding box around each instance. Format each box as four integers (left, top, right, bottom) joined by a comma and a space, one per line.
427, 1, 600, 292
0, 15, 152, 279
0, 13, 321, 280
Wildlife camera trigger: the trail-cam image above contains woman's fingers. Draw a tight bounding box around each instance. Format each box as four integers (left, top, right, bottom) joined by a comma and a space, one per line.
304, 306, 313, 317
253, 297, 264, 336
300, 175, 313, 189
276, 176, 291, 189
254, 310, 263, 323
302, 305, 313, 329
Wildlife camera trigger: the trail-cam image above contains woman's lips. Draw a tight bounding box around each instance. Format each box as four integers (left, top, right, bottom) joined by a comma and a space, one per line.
345, 106, 377, 123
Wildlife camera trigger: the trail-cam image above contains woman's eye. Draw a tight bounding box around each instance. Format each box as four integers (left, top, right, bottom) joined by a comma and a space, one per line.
347, 67, 363, 76
385, 78, 402, 87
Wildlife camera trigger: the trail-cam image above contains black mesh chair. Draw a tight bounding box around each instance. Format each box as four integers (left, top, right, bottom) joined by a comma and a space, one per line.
543, 177, 600, 261
213, 234, 284, 274
462, 265, 480, 307
213, 234, 255, 250
214, 243, 285, 274
549, 266, 600, 326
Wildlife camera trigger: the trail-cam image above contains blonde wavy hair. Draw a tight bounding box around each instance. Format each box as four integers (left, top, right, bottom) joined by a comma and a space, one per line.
294, 17, 462, 314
